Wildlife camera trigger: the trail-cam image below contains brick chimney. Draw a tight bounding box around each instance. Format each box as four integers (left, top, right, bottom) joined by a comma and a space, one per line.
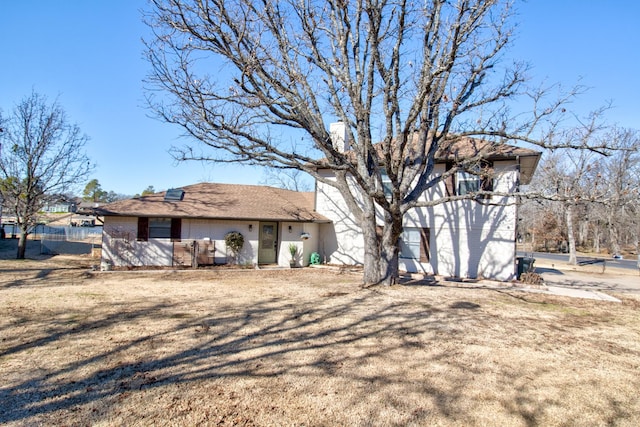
330, 121, 350, 153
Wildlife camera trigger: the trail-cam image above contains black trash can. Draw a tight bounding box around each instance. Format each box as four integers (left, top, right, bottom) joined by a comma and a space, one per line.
516, 256, 535, 279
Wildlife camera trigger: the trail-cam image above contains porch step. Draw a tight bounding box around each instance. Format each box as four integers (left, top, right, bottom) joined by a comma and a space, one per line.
257, 264, 288, 270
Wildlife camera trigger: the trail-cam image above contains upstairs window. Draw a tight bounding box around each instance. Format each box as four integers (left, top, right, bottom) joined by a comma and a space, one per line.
447, 161, 494, 198
457, 170, 480, 195
380, 170, 393, 198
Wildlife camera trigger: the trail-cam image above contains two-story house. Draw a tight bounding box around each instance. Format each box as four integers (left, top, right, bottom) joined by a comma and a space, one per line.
98, 123, 539, 280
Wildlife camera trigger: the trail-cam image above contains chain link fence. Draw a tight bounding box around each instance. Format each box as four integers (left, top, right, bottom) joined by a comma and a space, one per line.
33, 224, 102, 255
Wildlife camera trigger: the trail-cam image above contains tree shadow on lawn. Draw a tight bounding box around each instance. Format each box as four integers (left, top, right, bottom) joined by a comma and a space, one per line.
0, 284, 633, 425
0, 238, 53, 260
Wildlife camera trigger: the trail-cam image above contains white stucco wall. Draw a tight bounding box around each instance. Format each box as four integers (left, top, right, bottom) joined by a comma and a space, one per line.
315, 160, 520, 281
102, 216, 320, 268
182, 218, 258, 265
278, 222, 320, 266
315, 170, 366, 266
101, 216, 173, 267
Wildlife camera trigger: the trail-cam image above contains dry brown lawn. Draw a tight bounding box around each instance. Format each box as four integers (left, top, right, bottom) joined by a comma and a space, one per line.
1, 252, 639, 426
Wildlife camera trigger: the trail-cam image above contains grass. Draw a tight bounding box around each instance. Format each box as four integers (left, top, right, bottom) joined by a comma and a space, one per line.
0, 256, 639, 426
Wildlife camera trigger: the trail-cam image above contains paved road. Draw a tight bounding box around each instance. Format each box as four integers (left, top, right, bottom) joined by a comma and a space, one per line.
517, 251, 639, 272
520, 253, 640, 296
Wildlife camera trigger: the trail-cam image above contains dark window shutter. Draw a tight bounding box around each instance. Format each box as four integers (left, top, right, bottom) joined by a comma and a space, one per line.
419, 228, 430, 262
445, 162, 456, 197
137, 217, 149, 241
170, 218, 182, 241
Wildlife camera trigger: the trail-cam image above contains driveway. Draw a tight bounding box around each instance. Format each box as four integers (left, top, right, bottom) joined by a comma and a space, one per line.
534, 263, 640, 296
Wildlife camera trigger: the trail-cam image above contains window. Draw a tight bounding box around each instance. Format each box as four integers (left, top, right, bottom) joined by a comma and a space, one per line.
457, 170, 480, 195
380, 170, 393, 198
149, 218, 172, 238
137, 217, 181, 241
449, 161, 494, 198
399, 227, 430, 262
164, 188, 185, 201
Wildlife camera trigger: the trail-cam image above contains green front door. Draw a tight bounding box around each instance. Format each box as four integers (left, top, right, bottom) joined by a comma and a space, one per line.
258, 222, 278, 264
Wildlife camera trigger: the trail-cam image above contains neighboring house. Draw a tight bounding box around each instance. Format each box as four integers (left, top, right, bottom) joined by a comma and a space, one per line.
97, 183, 329, 268
41, 199, 77, 213
98, 126, 540, 280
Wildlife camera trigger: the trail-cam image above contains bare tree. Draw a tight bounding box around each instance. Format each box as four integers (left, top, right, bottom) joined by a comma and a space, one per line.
531, 148, 605, 264
597, 127, 640, 255
145, 0, 596, 285
522, 125, 639, 263
0, 92, 93, 259
260, 168, 313, 192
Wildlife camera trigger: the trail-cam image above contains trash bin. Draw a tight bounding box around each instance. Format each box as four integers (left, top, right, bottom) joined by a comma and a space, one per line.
516, 256, 535, 279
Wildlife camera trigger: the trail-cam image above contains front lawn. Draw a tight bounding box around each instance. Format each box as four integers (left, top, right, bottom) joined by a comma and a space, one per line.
1, 258, 639, 426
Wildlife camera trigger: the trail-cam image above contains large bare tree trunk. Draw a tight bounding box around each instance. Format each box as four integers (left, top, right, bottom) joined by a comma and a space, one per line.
360, 205, 404, 286
362, 220, 382, 285
378, 240, 401, 286
377, 213, 403, 286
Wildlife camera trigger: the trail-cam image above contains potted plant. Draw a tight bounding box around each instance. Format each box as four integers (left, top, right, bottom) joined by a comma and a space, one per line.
288, 242, 298, 268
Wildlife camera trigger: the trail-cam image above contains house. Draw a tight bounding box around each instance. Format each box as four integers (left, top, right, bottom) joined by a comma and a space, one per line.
41, 201, 77, 213
98, 127, 540, 280
97, 183, 329, 268
315, 123, 541, 281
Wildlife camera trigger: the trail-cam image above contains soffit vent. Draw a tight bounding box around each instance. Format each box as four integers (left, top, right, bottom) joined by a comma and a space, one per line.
164, 188, 185, 201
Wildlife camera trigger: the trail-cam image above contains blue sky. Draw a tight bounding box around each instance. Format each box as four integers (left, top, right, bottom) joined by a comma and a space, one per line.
1, 1, 638, 196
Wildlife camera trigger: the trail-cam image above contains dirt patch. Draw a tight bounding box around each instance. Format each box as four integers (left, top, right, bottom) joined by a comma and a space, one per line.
1, 255, 639, 426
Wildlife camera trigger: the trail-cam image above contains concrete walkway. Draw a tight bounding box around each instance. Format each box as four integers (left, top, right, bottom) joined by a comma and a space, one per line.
522, 283, 622, 302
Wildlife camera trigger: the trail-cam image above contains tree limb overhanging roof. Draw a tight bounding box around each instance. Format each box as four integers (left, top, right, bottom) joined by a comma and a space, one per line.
95, 183, 330, 222
317, 135, 541, 185
436, 137, 541, 185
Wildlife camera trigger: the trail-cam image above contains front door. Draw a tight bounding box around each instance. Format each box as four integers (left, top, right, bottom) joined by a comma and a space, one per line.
258, 222, 278, 264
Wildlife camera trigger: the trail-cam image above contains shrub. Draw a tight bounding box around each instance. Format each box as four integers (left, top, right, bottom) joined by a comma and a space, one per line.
520, 272, 544, 287
224, 231, 244, 264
